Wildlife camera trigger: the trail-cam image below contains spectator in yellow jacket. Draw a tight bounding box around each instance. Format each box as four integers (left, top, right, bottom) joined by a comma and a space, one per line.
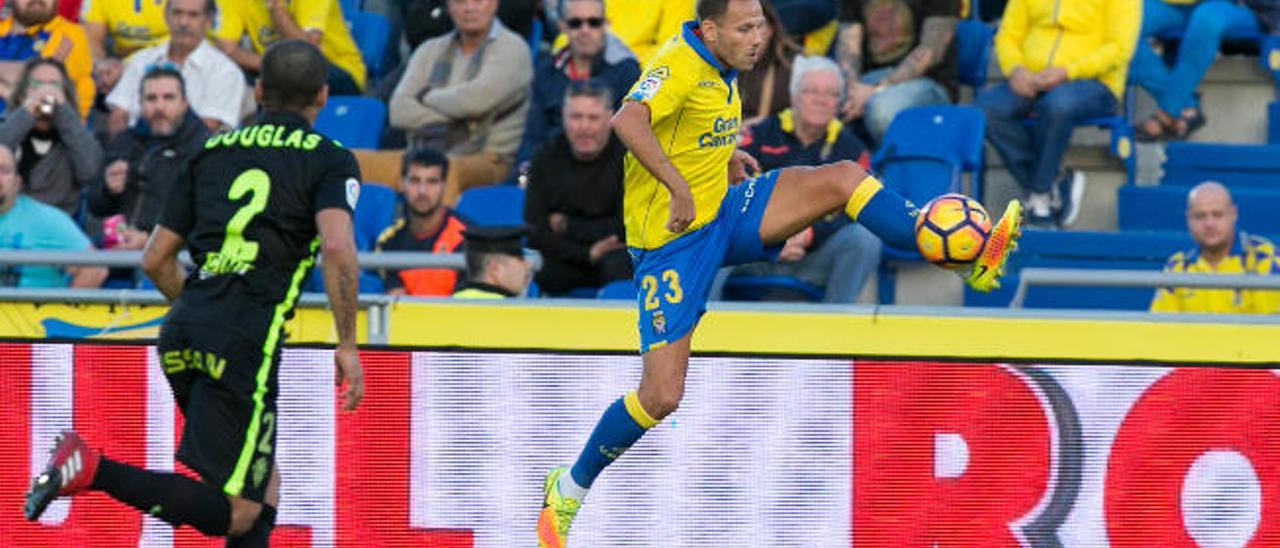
975, 0, 1139, 229
0, 0, 95, 118
605, 0, 694, 64
1151, 181, 1280, 314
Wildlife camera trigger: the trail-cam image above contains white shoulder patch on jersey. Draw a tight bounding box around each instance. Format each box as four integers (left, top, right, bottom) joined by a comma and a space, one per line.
345, 178, 360, 209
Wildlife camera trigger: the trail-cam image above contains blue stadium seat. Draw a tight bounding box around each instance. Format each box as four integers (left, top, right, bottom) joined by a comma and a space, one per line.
963, 230, 1194, 310
871, 105, 986, 302
1118, 184, 1280, 234
339, 0, 360, 16
722, 275, 824, 302
315, 96, 386, 149
348, 11, 390, 79
1270, 101, 1280, 145
597, 280, 635, 300
955, 19, 994, 89
455, 185, 525, 227
1161, 142, 1280, 187
353, 182, 399, 251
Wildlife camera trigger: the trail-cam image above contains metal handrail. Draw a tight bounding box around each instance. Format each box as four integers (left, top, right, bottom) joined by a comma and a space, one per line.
0, 249, 541, 270
1010, 268, 1280, 308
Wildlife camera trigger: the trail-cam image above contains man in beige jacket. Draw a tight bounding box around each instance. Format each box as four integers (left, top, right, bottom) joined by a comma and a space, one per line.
390, 0, 532, 205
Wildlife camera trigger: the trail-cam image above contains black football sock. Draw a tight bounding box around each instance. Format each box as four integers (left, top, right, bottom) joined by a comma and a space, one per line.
225, 503, 276, 548
92, 457, 230, 536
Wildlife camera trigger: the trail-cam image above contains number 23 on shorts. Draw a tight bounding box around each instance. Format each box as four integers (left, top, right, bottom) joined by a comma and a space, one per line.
641, 269, 683, 311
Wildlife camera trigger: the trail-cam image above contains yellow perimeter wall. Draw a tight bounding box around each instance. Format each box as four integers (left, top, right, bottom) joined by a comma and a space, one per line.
1, 300, 1276, 365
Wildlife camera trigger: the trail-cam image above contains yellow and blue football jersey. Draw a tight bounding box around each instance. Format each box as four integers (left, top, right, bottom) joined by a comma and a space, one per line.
1150, 232, 1280, 314
622, 22, 742, 250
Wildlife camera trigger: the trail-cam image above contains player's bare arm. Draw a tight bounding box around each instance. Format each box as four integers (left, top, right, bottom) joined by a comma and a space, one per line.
612, 101, 696, 233
728, 149, 760, 184
317, 207, 364, 411
141, 226, 188, 302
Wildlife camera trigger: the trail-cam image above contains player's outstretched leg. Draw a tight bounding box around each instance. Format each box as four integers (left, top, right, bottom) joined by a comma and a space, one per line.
761, 161, 1023, 292
26, 430, 232, 536
539, 335, 689, 547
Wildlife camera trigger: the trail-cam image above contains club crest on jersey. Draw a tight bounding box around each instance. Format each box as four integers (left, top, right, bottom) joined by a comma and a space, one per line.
652, 310, 667, 334
345, 178, 360, 209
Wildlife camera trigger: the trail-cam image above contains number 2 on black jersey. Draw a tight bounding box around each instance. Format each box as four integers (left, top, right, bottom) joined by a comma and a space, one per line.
202, 169, 271, 275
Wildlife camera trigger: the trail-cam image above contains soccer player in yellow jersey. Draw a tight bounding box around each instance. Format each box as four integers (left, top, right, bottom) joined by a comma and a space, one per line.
538, 0, 1023, 544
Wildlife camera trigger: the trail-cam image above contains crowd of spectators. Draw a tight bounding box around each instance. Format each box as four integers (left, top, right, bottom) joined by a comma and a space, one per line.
0, 0, 1274, 313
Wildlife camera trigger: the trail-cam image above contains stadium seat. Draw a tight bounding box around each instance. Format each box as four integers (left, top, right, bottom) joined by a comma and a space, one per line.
1118, 184, 1280, 234
455, 185, 525, 227
1270, 101, 1280, 145
955, 19, 994, 89
722, 275, 824, 302
338, 0, 360, 16
963, 230, 1194, 310
872, 105, 987, 303
354, 182, 399, 251
348, 11, 390, 79
1160, 142, 1280, 188
315, 96, 386, 149
597, 280, 635, 300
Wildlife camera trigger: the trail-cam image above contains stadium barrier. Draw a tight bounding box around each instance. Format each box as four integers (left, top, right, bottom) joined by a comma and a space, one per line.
1010, 268, 1280, 308
0, 300, 1278, 547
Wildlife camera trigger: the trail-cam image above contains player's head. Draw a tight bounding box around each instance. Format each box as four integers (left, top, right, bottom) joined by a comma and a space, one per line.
790, 56, 844, 130
140, 65, 190, 136
0, 144, 20, 214
12, 0, 57, 27
256, 39, 329, 122
697, 0, 766, 71
1186, 181, 1237, 254
562, 81, 612, 160
165, 0, 215, 53
400, 148, 449, 219
464, 227, 531, 296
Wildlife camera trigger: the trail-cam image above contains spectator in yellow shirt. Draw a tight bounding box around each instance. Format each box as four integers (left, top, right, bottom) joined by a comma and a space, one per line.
0, 0, 95, 118
213, 0, 367, 94
1150, 181, 1280, 314
605, 0, 694, 64
79, 0, 174, 101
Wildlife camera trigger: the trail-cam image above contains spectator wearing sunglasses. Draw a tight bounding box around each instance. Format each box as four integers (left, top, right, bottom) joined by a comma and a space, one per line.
104, 0, 245, 137
523, 0, 640, 158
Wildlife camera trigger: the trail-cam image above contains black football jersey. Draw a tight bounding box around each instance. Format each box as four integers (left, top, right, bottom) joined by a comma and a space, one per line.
159, 111, 359, 331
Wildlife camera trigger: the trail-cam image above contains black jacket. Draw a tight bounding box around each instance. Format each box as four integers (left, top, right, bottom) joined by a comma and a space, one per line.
88, 110, 210, 231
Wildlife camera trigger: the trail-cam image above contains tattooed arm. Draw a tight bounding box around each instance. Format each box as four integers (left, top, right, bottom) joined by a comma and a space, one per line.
835, 22, 864, 85
880, 15, 958, 86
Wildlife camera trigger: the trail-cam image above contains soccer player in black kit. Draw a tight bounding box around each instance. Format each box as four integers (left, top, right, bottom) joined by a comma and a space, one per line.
23, 40, 365, 547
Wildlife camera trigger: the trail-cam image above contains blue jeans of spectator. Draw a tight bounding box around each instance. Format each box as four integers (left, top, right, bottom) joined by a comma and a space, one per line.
975, 80, 1117, 194
1130, 0, 1259, 115
714, 224, 882, 303
860, 68, 951, 145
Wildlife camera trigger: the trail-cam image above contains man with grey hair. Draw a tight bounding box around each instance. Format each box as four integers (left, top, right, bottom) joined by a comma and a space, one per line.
1150, 181, 1280, 314
727, 55, 880, 303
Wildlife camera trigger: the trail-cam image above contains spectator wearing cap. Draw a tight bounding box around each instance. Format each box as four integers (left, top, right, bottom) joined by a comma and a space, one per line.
0, 144, 106, 288
89, 66, 209, 250
390, 0, 532, 205
0, 0, 96, 119
104, 0, 245, 137
0, 57, 103, 216
523, 0, 640, 158
524, 82, 630, 296
975, 0, 1140, 229
454, 226, 532, 298
730, 55, 881, 304
376, 148, 469, 297
1151, 181, 1280, 314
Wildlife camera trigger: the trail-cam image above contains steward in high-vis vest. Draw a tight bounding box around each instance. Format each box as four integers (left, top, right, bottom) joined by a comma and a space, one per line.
453, 226, 531, 299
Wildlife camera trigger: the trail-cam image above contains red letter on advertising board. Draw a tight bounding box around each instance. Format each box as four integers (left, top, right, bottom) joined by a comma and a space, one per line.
335, 351, 472, 547
1107, 368, 1280, 547
854, 361, 1054, 547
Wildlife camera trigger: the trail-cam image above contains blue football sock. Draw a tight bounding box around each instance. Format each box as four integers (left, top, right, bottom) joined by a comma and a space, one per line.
569, 391, 658, 490
844, 175, 918, 250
